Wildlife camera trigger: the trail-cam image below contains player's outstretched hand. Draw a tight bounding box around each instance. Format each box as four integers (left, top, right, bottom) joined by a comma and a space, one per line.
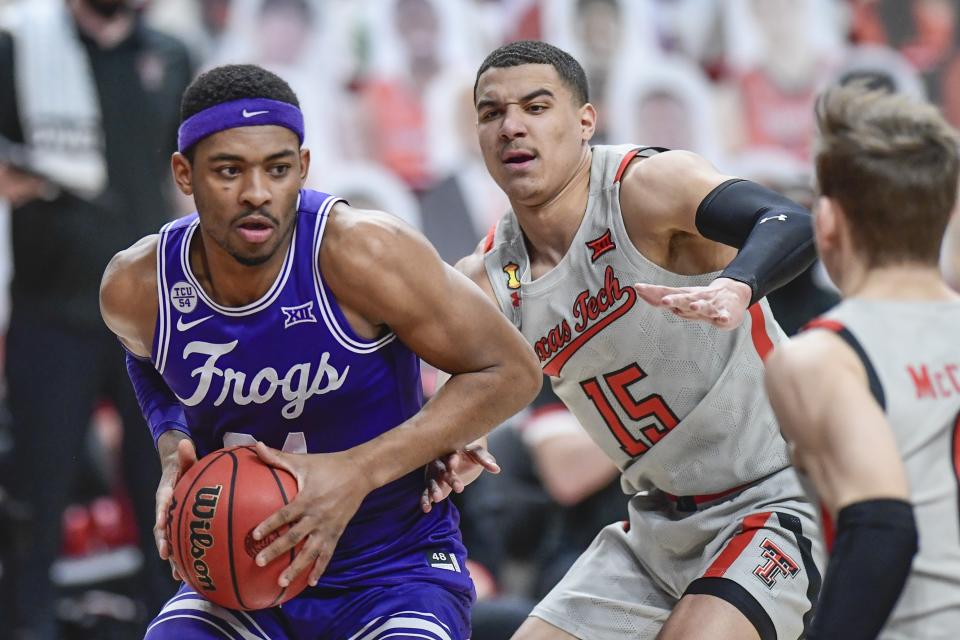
155, 435, 196, 580
251, 442, 373, 588
421, 442, 500, 513
634, 277, 752, 330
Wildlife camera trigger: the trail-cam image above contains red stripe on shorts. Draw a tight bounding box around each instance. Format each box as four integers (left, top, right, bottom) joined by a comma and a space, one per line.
703, 511, 773, 578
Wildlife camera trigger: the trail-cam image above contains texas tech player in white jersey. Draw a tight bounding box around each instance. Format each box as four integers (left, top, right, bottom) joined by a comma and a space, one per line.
483, 144, 790, 496
481, 145, 822, 639
808, 300, 960, 639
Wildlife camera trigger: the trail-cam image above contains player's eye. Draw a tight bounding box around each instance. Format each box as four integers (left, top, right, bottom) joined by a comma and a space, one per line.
217, 166, 240, 178
269, 165, 290, 177
479, 109, 500, 122
527, 104, 547, 114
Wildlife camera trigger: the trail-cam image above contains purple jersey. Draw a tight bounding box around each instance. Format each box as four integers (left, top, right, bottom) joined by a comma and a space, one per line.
151, 189, 471, 594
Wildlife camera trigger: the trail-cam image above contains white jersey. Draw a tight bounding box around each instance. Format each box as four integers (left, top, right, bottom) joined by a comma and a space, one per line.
483, 144, 791, 497
813, 299, 960, 639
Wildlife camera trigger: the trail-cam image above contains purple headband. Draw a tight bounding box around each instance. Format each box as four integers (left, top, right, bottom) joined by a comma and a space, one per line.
177, 98, 305, 152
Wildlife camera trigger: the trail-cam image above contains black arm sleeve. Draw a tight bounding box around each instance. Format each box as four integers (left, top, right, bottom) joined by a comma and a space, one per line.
807, 499, 918, 640
695, 178, 816, 305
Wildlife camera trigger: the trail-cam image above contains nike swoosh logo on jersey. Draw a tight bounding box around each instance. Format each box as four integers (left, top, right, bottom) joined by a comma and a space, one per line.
760, 214, 787, 224
177, 315, 214, 332
242, 109, 269, 118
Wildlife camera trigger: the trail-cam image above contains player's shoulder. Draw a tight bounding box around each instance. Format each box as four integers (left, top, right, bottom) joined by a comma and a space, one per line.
766, 328, 864, 390
101, 235, 160, 356
620, 149, 717, 188
102, 234, 159, 297
320, 201, 436, 283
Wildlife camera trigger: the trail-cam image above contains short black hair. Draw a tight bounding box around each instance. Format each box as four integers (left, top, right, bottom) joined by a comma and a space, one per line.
475, 40, 589, 105
180, 64, 300, 123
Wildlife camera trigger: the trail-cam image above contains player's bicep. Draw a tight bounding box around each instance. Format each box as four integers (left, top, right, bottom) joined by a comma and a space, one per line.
335, 221, 530, 375
619, 150, 732, 235
99, 236, 159, 357
391, 258, 528, 375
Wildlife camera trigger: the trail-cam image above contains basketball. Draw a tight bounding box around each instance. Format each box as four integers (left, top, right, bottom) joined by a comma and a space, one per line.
166, 445, 310, 610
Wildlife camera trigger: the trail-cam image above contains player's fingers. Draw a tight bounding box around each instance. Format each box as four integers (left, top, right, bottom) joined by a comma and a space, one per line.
464, 445, 500, 474
442, 469, 465, 494
256, 516, 312, 567
252, 500, 300, 542
306, 546, 333, 587
177, 438, 197, 474
420, 488, 433, 513
633, 283, 680, 306
429, 478, 447, 503
282, 535, 332, 588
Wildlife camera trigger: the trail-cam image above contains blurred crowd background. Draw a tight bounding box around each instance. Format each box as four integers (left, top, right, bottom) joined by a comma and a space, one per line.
0, 0, 958, 638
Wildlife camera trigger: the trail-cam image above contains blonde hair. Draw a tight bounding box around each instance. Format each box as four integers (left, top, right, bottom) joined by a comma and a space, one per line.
814, 84, 960, 266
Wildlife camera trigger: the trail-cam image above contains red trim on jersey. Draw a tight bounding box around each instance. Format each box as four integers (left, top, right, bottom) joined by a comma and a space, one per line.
802, 317, 846, 333
482, 224, 497, 253
664, 481, 750, 507
820, 502, 836, 554
613, 148, 641, 184
748, 304, 774, 362
703, 512, 773, 578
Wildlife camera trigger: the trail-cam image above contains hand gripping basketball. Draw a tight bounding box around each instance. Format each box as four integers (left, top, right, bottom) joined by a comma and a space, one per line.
155, 435, 197, 581
167, 445, 311, 610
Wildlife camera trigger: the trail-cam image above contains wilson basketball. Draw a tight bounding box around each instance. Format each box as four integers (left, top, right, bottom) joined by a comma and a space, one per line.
167, 445, 309, 610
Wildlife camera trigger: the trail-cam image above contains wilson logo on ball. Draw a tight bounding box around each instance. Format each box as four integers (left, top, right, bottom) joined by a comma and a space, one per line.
189, 485, 223, 591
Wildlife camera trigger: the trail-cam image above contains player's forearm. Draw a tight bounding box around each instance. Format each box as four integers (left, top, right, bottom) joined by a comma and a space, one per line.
125, 351, 191, 447
697, 179, 816, 304
350, 362, 541, 491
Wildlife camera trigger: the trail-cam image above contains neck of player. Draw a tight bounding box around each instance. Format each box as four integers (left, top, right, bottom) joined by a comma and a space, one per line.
192, 226, 293, 307
842, 262, 959, 301
512, 146, 592, 278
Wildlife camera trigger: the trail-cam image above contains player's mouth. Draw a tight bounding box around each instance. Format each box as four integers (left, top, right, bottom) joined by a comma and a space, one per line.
235, 216, 276, 244
501, 149, 537, 171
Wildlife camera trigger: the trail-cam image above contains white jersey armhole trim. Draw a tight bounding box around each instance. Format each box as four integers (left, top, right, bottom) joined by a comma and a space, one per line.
155, 221, 175, 374
312, 196, 397, 354
180, 219, 297, 316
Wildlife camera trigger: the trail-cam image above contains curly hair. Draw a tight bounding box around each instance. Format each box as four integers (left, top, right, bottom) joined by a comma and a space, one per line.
180, 64, 300, 123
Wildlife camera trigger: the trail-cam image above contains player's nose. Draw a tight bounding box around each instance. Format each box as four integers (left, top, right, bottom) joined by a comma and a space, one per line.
239, 169, 272, 208
499, 105, 527, 140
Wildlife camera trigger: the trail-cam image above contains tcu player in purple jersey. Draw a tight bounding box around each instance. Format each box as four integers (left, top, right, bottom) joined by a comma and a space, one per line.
99, 64, 541, 639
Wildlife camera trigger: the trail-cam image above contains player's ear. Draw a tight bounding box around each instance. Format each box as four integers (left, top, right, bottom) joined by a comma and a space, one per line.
813, 195, 839, 252
299, 147, 310, 185
579, 102, 597, 143
171, 152, 194, 197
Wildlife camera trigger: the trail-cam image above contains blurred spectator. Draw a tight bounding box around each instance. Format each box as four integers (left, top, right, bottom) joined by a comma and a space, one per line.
849, 0, 960, 110
833, 43, 928, 98
606, 55, 723, 163
322, 161, 424, 230
0, 0, 191, 636
542, 0, 660, 142
206, 0, 352, 180
357, 0, 476, 189
723, 0, 844, 160
145, 0, 233, 68
419, 70, 508, 263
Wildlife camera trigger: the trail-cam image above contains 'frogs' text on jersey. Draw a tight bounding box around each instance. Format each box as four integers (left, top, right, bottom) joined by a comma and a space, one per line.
811, 300, 960, 639
484, 145, 791, 497
150, 190, 472, 595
